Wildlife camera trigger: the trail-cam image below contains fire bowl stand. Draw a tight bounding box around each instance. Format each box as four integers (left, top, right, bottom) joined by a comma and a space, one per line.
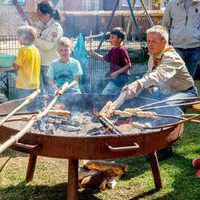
25, 152, 162, 200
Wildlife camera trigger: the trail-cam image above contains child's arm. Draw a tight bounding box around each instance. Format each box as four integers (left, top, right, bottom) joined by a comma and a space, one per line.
48, 78, 58, 91
0, 66, 16, 72
12, 63, 20, 70
89, 50, 104, 61
110, 62, 131, 79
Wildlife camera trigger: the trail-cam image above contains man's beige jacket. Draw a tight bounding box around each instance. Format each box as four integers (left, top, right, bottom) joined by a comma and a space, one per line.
138, 46, 194, 95
162, 0, 200, 49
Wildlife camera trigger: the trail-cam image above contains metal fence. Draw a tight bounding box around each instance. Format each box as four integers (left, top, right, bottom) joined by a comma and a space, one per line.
0, 35, 20, 55
0, 34, 147, 99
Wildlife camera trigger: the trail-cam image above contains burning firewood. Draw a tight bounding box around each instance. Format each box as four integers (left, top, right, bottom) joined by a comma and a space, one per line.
99, 179, 107, 190
6, 115, 34, 122
78, 168, 114, 189
79, 160, 128, 190
84, 160, 128, 177
117, 123, 140, 134
48, 110, 71, 117
97, 115, 123, 135
54, 103, 66, 110
107, 176, 118, 188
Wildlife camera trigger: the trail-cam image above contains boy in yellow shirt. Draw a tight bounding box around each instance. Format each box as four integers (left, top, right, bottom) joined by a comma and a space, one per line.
13, 25, 41, 98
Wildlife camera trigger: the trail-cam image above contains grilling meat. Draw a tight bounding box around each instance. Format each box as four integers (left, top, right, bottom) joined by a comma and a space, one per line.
114, 110, 132, 118
124, 108, 142, 113
122, 109, 157, 118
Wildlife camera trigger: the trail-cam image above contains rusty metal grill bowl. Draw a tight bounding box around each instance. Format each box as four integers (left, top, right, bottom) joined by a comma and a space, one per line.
0, 94, 184, 200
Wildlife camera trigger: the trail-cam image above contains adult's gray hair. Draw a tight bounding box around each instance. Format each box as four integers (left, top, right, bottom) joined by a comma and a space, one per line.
146, 25, 169, 43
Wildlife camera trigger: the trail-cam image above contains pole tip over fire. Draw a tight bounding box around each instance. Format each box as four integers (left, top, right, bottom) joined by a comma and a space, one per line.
26, 89, 41, 103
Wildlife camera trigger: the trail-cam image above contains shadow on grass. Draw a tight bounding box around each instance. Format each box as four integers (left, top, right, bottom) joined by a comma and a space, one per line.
1, 152, 199, 199
118, 152, 200, 200
117, 156, 151, 181
0, 149, 28, 173
0, 148, 27, 158
0, 156, 158, 200
130, 189, 158, 200
152, 154, 200, 200
131, 153, 200, 200
0, 181, 102, 200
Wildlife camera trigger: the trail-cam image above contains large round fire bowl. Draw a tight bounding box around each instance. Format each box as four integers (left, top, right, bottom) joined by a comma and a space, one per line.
0, 94, 184, 200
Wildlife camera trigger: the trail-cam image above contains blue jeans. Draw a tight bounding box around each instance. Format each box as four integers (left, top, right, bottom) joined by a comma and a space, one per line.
102, 81, 122, 95
40, 66, 53, 94
140, 86, 198, 111
175, 47, 200, 78
102, 74, 129, 95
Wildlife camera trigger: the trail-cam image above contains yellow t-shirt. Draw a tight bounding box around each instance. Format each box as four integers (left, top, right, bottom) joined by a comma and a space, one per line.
15, 45, 41, 89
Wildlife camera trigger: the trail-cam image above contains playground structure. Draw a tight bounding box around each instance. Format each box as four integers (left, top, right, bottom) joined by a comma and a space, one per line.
0, 0, 158, 99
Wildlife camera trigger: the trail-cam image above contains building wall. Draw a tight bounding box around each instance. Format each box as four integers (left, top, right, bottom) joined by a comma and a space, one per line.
0, 0, 37, 35
62, 10, 164, 37
0, 0, 165, 35
63, 0, 83, 11
103, 0, 118, 10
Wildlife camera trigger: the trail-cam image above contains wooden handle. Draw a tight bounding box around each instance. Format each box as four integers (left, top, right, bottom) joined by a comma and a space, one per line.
56, 82, 69, 95
25, 89, 40, 103
106, 143, 140, 152
0, 90, 40, 126
112, 90, 127, 110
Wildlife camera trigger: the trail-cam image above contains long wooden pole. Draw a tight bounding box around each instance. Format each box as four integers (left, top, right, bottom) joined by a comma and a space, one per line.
0, 89, 40, 127
141, 100, 200, 111
148, 114, 200, 129
139, 97, 200, 110
0, 82, 69, 154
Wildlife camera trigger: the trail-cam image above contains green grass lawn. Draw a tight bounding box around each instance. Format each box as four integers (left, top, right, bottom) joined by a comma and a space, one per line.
1, 83, 200, 199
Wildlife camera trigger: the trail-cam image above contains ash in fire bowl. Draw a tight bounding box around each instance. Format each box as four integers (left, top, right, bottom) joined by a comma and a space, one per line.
30, 112, 144, 136
28, 109, 180, 136
2, 94, 183, 136
31, 112, 102, 136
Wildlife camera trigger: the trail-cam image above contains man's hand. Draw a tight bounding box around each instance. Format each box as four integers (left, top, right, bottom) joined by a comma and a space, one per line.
122, 81, 142, 99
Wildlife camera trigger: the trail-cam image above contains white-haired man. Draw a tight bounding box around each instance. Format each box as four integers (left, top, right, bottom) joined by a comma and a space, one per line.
121, 25, 198, 160
123, 25, 198, 101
